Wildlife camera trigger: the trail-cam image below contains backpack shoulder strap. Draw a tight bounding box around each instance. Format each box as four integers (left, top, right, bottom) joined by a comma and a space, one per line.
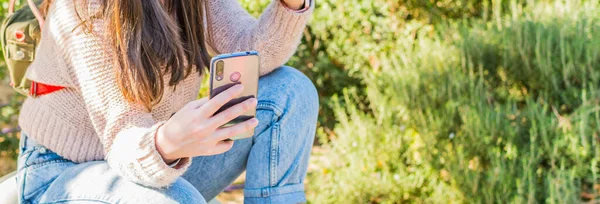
8, 0, 45, 28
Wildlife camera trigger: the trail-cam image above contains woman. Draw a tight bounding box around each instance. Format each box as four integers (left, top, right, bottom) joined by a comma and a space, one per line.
15, 0, 317, 203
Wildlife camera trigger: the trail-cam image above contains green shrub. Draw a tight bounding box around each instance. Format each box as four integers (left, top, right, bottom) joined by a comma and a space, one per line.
307, 21, 467, 203
308, 0, 600, 203
240, 0, 504, 131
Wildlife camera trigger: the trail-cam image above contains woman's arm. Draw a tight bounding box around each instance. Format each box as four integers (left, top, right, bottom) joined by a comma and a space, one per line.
204, 0, 314, 76
46, 1, 190, 188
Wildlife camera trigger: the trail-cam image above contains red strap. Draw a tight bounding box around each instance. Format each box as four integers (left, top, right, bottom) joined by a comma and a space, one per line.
30, 81, 65, 97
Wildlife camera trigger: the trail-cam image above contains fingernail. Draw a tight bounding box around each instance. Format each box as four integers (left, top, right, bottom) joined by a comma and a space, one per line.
250, 98, 258, 106
236, 84, 244, 91
251, 118, 259, 126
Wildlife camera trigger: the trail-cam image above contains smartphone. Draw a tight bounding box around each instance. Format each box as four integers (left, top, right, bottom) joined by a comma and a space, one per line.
209, 51, 260, 140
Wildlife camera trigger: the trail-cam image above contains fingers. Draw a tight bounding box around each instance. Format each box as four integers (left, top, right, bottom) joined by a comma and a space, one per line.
207, 140, 235, 155
207, 97, 257, 129
199, 84, 244, 116
210, 118, 259, 141
186, 97, 209, 109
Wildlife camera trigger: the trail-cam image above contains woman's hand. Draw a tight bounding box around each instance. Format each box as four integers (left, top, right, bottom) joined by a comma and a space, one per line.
281, 0, 307, 10
155, 84, 259, 164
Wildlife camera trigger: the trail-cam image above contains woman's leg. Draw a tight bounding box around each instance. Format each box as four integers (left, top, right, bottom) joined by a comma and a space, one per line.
182, 66, 319, 203
16, 134, 206, 204
39, 161, 206, 204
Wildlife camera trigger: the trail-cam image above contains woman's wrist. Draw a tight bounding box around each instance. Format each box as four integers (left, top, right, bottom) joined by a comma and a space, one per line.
155, 124, 178, 164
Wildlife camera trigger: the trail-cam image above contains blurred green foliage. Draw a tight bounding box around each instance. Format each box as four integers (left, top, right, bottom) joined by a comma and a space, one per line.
241, 0, 517, 132
0, 0, 23, 167
304, 0, 600, 203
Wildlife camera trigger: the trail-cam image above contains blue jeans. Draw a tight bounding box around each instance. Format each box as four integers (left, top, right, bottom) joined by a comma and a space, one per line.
15, 66, 319, 204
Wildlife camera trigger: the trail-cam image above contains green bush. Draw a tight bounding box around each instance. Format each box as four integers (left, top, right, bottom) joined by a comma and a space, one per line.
308, 0, 600, 203
241, 0, 502, 131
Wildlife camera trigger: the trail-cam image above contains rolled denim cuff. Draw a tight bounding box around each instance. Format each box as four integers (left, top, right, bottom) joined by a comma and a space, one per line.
244, 183, 306, 204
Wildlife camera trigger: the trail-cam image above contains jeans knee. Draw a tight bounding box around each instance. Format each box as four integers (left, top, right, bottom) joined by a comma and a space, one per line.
292, 68, 319, 116
37, 161, 207, 204
271, 66, 319, 117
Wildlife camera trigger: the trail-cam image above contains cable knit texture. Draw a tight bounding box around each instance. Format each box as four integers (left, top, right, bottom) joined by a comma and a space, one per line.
18, 0, 313, 188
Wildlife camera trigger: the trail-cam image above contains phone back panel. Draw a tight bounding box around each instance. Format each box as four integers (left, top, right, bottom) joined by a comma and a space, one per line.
209, 51, 259, 139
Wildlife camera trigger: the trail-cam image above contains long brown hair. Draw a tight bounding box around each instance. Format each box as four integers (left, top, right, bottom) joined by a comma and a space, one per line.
42, 0, 211, 111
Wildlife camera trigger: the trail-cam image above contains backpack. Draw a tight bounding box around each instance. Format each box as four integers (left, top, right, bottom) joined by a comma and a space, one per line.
1, 0, 46, 96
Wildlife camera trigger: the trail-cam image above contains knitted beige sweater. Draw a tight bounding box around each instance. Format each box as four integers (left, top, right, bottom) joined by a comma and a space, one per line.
18, 0, 313, 188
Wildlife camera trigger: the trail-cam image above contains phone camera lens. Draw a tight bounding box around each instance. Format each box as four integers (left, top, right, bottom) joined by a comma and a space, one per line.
216, 60, 225, 81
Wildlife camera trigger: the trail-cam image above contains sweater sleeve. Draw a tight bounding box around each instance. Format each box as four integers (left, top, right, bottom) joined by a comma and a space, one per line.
45, 1, 191, 188
205, 0, 314, 76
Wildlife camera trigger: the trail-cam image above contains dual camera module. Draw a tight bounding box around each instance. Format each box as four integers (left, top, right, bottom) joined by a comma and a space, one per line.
215, 60, 241, 82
